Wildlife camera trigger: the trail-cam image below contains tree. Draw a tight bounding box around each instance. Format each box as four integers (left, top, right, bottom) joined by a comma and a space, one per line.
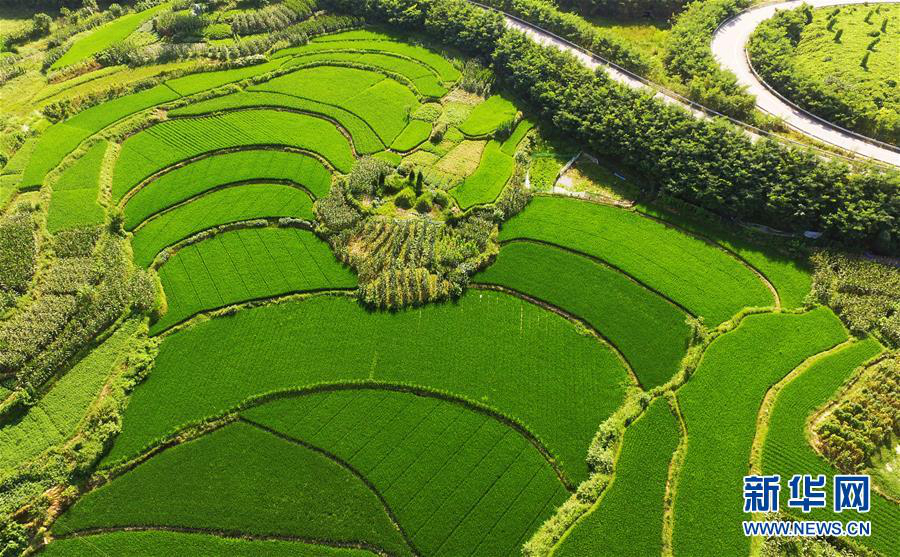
32, 13, 52, 37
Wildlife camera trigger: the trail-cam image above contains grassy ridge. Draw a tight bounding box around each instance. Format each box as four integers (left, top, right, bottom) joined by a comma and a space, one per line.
459, 95, 517, 137
112, 109, 353, 201
130, 183, 314, 267
245, 389, 568, 557
152, 227, 355, 333
251, 66, 419, 145
637, 203, 812, 309
451, 140, 514, 208
51, 4, 170, 70
54, 422, 413, 556
500, 197, 773, 324
762, 338, 898, 556
107, 292, 629, 484
554, 398, 680, 557
0, 322, 138, 472
47, 141, 107, 233
122, 149, 331, 229
21, 85, 180, 189
169, 90, 385, 154
41, 530, 377, 556
475, 241, 690, 388
673, 308, 847, 557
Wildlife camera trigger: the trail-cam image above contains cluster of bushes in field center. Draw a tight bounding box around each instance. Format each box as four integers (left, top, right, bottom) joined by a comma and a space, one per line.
811, 251, 900, 347
748, 4, 899, 144
324, 0, 898, 254
815, 355, 899, 473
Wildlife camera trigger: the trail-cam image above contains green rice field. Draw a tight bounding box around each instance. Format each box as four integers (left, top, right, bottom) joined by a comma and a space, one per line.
673, 308, 847, 557
452, 140, 515, 208
459, 94, 518, 137
47, 141, 108, 233
152, 227, 356, 333
500, 197, 774, 324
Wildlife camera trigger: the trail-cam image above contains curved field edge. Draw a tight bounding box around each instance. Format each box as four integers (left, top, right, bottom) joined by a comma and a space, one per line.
672, 308, 848, 557
759, 337, 899, 555
42, 529, 379, 556
52, 421, 414, 557
103, 291, 630, 485
474, 240, 692, 389
552, 397, 681, 557
499, 197, 775, 325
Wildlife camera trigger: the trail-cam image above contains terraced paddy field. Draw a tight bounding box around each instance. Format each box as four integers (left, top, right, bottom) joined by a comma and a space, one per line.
3, 11, 894, 557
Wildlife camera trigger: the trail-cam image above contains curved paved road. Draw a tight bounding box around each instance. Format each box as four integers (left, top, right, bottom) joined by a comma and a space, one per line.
712, 0, 900, 166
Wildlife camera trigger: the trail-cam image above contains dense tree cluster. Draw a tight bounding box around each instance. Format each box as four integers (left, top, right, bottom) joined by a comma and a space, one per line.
748, 5, 900, 145
325, 0, 899, 253
816, 355, 899, 472
664, 0, 757, 119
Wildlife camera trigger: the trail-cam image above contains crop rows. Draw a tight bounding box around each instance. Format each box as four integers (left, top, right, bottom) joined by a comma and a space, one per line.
251, 66, 419, 146
451, 140, 515, 208
123, 149, 331, 229
0, 322, 138, 472
41, 530, 374, 557
105, 292, 629, 484
112, 109, 353, 200
673, 308, 847, 557
475, 241, 691, 388
761, 338, 899, 556
47, 140, 107, 233
20, 84, 180, 189
153, 226, 355, 333
555, 398, 680, 557
500, 197, 774, 325
131, 183, 315, 267
275, 33, 461, 83
245, 389, 568, 556
169, 90, 385, 155
55, 422, 413, 556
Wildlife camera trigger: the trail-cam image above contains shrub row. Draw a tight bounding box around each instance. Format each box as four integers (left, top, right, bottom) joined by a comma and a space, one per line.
475, 0, 651, 74
230, 0, 316, 36
664, 0, 756, 119
816, 354, 899, 472
747, 5, 899, 144
324, 0, 898, 253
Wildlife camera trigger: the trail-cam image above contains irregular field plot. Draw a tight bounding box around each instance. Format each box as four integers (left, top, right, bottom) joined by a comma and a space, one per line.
250, 66, 419, 146
112, 109, 353, 201
51, 3, 169, 70
244, 389, 568, 557
107, 291, 629, 484
123, 149, 331, 229
54, 422, 413, 557
41, 530, 376, 557
555, 398, 680, 557
452, 140, 514, 208
673, 308, 846, 557
476, 241, 690, 388
762, 338, 898, 555
637, 204, 812, 309
153, 227, 355, 333
163, 59, 285, 97
47, 141, 107, 233
501, 119, 533, 155
169, 90, 384, 154
130, 183, 315, 267
0, 322, 138, 472
501, 197, 773, 324
20, 85, 180, 189
458, 94, 517, 137
391, 119, 432, 151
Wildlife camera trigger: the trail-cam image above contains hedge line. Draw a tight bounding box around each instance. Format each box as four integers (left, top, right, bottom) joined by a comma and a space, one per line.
324, 0, 898, 253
